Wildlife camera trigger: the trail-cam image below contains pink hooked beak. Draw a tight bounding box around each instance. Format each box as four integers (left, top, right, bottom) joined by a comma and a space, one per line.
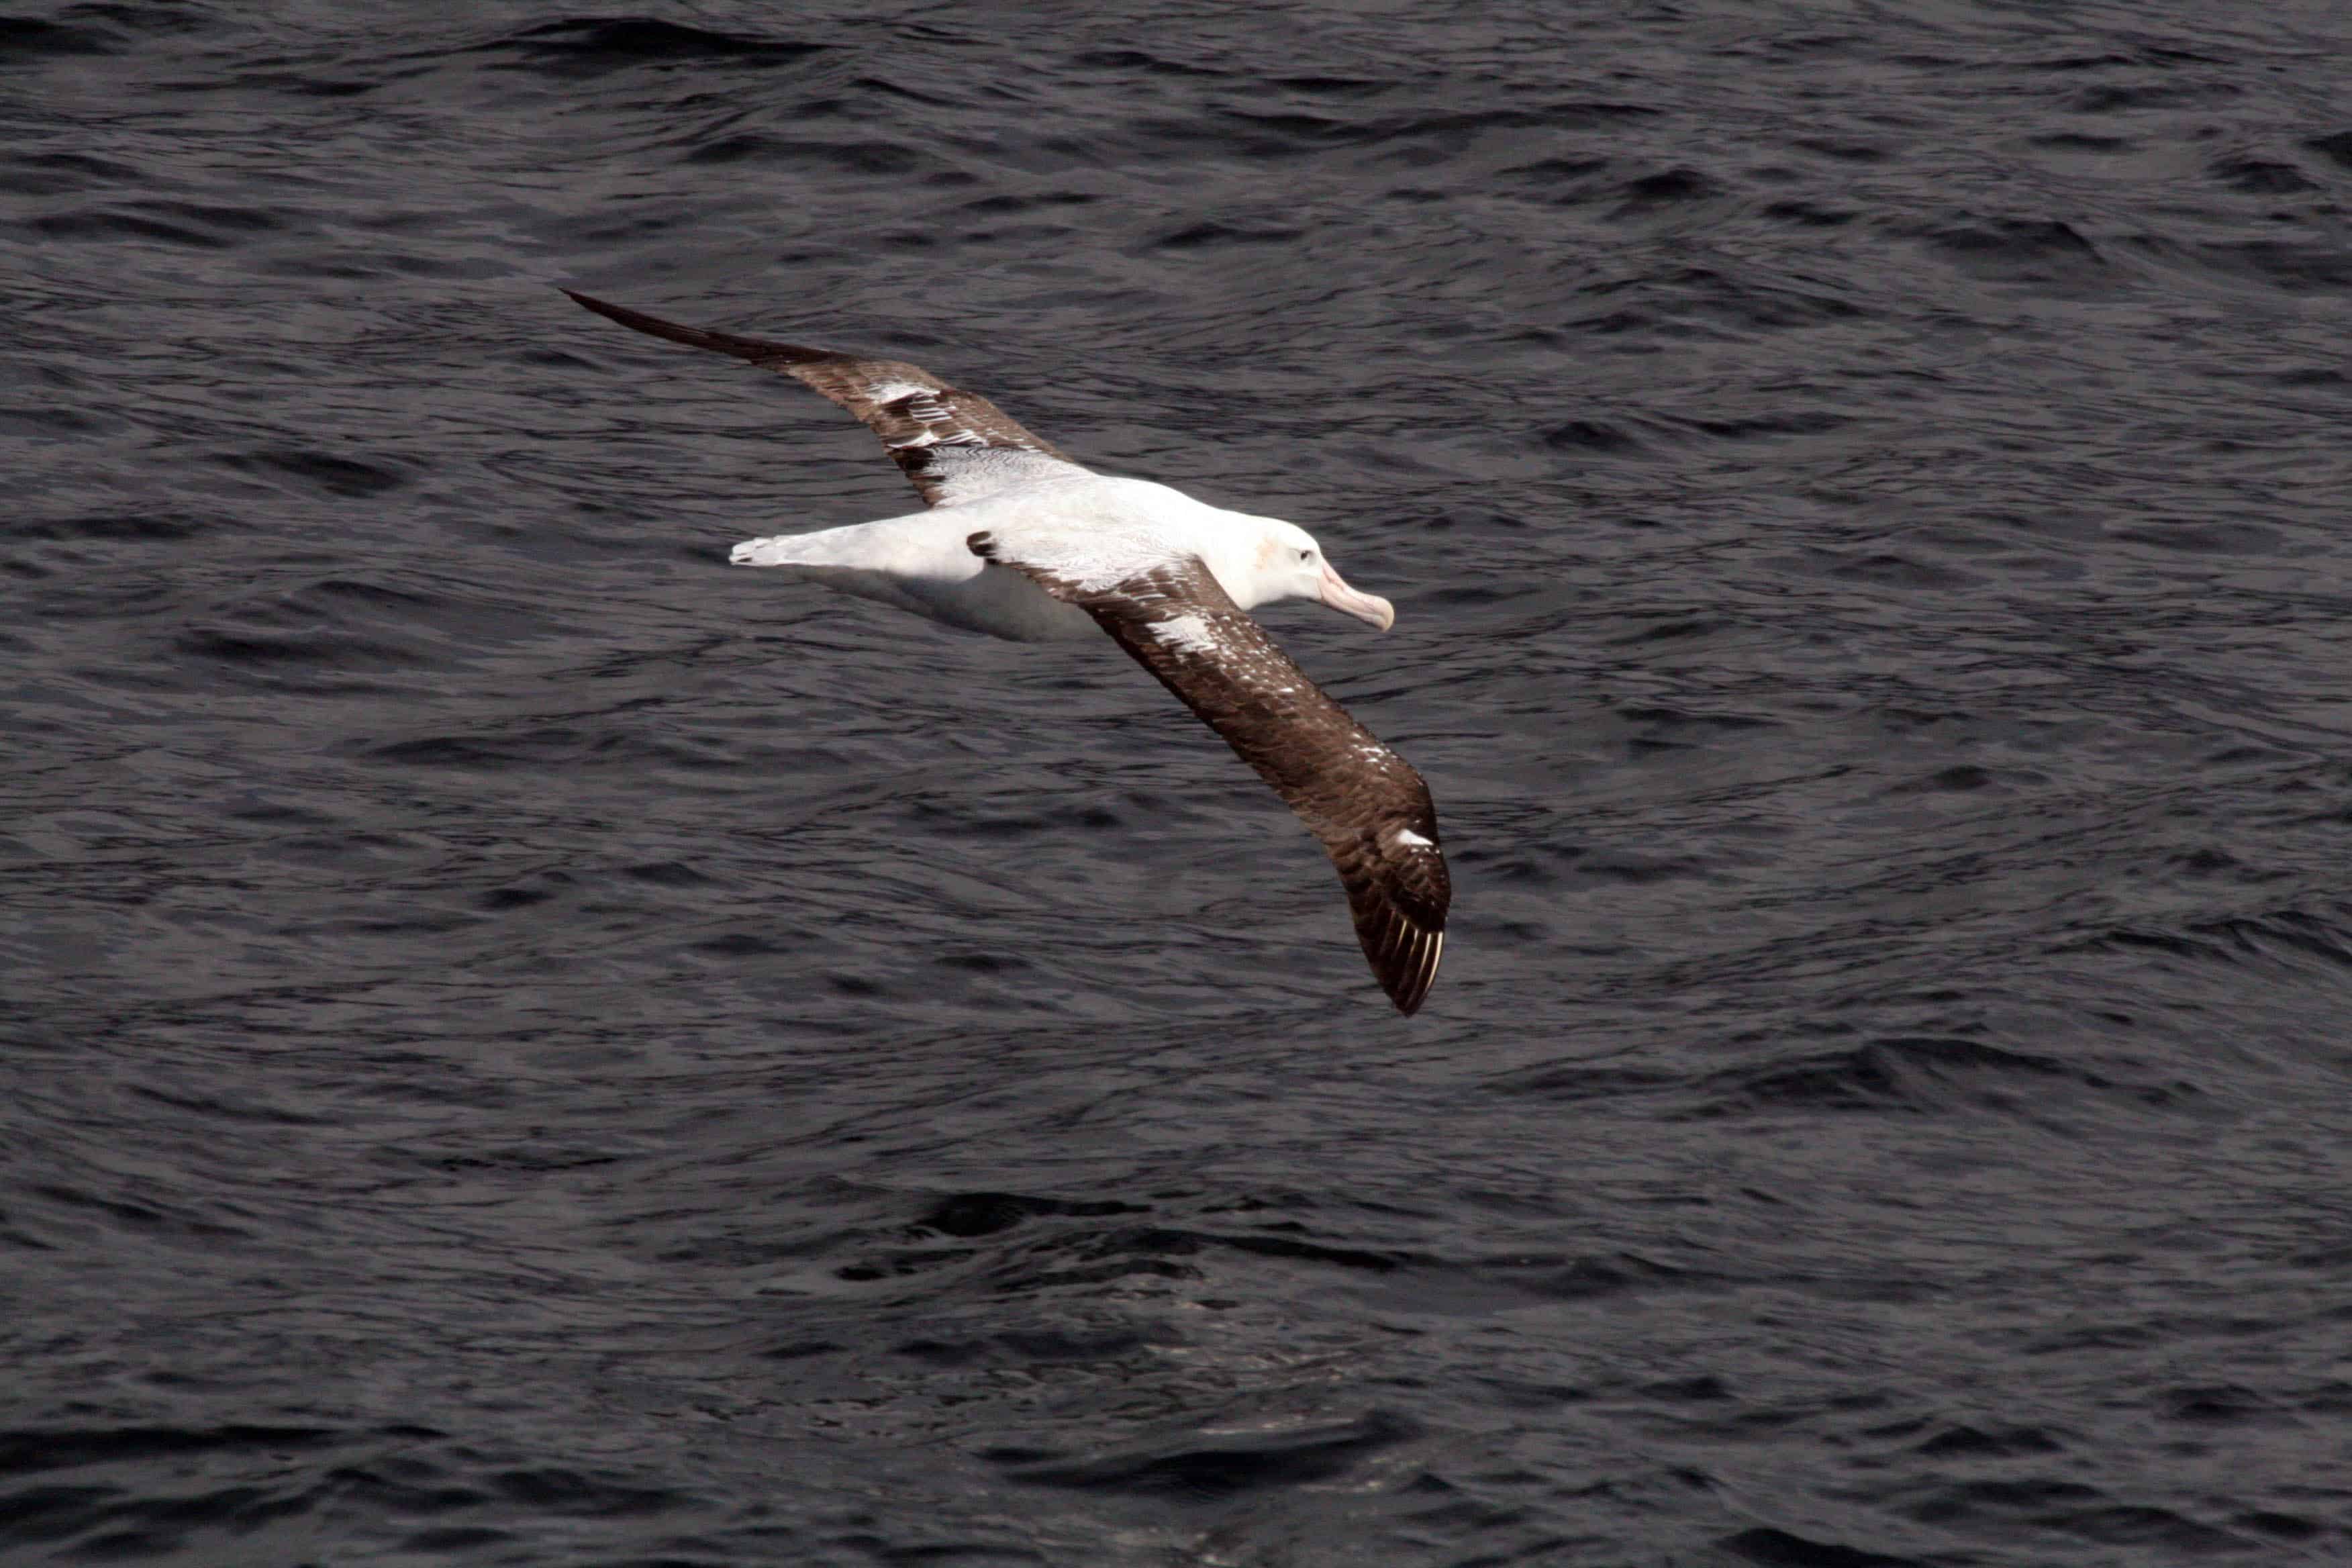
1318, 562, 1395, 632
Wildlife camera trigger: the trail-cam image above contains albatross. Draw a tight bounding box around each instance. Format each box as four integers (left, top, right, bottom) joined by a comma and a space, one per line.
563, 289, 1451, 1014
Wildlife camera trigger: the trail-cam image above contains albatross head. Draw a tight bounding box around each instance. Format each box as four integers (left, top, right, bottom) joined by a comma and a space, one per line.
1236, 518, 1396, 632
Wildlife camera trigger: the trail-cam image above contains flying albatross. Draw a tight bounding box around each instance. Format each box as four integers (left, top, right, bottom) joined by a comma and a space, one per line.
563, 289, 1451, 1014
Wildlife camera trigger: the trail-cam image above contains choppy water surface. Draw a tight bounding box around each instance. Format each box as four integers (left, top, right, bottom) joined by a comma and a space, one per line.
7, 2, 2352, 1563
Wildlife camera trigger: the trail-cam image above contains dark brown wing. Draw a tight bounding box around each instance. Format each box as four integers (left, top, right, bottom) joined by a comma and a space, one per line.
562, 290, 1089, 508
971, 537, 1449, 1014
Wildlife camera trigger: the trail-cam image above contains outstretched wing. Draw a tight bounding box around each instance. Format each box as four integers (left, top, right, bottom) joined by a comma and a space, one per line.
969, 534, 1449, 1014
562, 290, 1091, 509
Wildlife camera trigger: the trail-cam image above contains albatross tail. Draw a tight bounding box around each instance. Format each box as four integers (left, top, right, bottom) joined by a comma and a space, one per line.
727, 513, 956, 572
730, 533, 823, 567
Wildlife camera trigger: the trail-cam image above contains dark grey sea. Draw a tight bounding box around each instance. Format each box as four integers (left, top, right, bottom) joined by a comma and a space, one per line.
6, 2, 2352, 1563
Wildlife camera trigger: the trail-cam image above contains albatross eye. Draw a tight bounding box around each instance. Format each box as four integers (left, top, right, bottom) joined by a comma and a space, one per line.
1297, 548, 1314, 562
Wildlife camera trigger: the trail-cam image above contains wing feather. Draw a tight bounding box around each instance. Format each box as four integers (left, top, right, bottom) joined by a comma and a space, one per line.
562, 290, 1089, 508
971, 538, 1449, 1014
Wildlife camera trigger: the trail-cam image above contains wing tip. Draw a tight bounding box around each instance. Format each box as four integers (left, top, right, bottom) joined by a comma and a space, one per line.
558, 289, 839, 369
1369, 913, 1444, 1016
560, 286, 689, 343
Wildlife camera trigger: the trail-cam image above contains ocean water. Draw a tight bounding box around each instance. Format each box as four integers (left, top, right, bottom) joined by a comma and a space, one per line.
5, 3, 2352, 1563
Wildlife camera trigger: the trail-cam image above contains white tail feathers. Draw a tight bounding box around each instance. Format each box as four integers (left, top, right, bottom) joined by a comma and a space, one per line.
730, 534, 809, 567
727, 515, 941, 571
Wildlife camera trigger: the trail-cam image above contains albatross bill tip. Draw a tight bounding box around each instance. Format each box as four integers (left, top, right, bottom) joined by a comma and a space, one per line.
1318, 565, 1395, 632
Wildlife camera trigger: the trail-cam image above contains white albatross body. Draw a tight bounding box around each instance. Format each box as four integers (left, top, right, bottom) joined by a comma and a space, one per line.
730, 473, 1394, 644
563, 289, 1449, 1014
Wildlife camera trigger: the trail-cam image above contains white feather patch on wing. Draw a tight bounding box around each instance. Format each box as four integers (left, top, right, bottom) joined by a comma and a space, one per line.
1147, 613, 1225, 656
